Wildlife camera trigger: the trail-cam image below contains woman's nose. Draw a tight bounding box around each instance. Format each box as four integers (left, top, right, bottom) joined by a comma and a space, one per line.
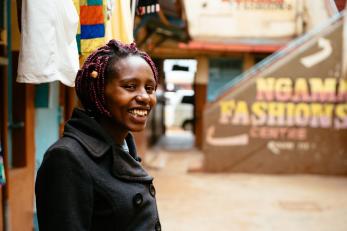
135, 92, 150, 104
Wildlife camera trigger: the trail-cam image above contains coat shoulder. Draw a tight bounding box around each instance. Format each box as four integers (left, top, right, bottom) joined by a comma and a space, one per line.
39, 136, 92, 177
44, 136, 86, 160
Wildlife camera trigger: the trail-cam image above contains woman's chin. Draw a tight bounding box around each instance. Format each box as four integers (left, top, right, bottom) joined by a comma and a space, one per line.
128, 124, 147, 133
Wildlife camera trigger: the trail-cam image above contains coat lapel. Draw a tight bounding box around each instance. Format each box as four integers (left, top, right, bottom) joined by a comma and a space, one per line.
63, 108, 153, 182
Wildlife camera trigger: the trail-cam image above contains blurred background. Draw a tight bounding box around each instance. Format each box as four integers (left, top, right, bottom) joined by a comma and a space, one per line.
1, 0, 347, 230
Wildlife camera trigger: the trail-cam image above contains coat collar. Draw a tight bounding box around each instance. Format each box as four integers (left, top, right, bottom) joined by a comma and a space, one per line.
63, 108, 153, 182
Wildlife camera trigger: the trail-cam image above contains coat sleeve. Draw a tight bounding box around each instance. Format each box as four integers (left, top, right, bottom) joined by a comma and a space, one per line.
35, 146, 93, 231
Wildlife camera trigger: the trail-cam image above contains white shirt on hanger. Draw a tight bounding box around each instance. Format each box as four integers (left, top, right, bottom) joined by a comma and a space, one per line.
17, 0, 79, 87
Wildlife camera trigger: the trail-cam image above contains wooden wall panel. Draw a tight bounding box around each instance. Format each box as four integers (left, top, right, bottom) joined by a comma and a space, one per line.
9, 84, 35, 231
8, 51, 35, 231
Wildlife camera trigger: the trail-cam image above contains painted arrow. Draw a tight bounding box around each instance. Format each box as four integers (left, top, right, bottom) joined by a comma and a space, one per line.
206, 126, 249, 146
267, 141, 295, 155
300, 38, 332, 68
267, 141, 280, 155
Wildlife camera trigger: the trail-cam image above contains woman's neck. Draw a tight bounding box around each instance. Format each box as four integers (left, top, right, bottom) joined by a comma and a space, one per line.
97, 116, 128, 145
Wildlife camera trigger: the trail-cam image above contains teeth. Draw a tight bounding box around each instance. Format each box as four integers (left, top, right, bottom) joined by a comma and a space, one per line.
130, 109, 148, 116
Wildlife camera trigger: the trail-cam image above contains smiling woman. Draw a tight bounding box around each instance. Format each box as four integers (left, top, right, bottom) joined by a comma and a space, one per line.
35, 40, 161, 231
104, 55, 157, 139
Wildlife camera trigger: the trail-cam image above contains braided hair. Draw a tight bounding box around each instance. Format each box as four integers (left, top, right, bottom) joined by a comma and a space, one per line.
75, 40, 158, 118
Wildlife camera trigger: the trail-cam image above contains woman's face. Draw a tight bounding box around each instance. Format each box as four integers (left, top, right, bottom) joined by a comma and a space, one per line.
105, 55, 157, 133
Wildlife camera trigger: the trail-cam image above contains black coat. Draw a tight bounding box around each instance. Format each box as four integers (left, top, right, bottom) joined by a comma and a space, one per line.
35, 108, 161, 231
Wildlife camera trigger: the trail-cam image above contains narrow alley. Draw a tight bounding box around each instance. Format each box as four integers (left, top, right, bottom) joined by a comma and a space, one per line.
145, 130, 347, 231
2, 1, 347, 230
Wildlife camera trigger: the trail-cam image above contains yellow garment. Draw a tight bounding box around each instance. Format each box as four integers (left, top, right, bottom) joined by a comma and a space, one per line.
105, 0, 134, 43
81, 37, 105, 53
72, 0, 81, 35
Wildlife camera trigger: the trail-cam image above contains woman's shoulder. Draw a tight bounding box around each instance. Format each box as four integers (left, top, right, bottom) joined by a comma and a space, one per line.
46, 136, 81, 153
35, 137, 94, 195
41, 136, 87, 167
37, 136, 94, 181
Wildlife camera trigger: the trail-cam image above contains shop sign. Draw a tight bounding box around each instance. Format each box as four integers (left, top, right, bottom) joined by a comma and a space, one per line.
183, 0, 302, 39
203, 17, 347, 173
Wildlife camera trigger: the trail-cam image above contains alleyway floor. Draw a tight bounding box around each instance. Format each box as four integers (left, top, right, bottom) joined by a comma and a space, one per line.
144, 130, 347, 231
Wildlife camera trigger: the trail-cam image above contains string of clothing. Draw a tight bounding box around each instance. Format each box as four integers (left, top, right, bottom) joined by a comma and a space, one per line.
16, 0, 159, 87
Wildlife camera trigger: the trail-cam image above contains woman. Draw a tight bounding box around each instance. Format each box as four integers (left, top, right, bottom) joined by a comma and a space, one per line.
35, 40, 161, 231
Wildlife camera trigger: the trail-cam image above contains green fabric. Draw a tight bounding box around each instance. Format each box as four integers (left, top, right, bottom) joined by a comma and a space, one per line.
0, 155, 5, 185
87, 0, 102, 5
76, 34, 81, 54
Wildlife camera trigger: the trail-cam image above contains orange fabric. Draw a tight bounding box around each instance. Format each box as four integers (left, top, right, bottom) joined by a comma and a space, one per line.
80, 6, 104, 25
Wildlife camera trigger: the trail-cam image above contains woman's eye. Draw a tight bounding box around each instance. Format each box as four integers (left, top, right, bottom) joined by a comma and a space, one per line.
145, 86, 155, 94
124, 84, 136, 91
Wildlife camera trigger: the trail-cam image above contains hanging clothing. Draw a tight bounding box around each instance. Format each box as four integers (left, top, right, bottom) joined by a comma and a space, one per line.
17, 0, 79, 87
73, 0, 135, 60
105, 0, 134, 43
75, 0, 107, 56
136, 0, 160, 16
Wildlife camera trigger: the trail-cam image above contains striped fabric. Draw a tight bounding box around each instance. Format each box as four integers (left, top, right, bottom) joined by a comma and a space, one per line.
74, 0, 106, 55
73, 0, 136, 57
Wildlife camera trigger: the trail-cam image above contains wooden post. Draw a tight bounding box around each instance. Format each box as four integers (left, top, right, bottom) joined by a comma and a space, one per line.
0, 53, 10, 231
9, 83, 35, 231
194, 56, 209, 149
243, 52, 255, 72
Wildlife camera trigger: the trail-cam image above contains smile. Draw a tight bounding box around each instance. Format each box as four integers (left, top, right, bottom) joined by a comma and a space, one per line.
129, 109, 148, 117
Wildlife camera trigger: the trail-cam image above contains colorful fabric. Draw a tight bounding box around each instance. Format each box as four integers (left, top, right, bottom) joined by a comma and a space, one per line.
80, 24, 105, 39
87, 0, 102, 5
76, 0, 106, 56
80, 6, 104, 24
74, 0, 135, 56
80, 37, 105, 53
136, 0, 160, 15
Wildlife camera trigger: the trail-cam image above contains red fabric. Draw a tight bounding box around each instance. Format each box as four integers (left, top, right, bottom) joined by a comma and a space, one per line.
80, 6, 104, 25
335, 0, 346, 11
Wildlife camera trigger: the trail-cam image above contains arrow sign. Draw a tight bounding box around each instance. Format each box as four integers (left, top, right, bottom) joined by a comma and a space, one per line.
300, 38, 332, 68
267, 141, 280, 155
267, 141, 295, 155
206, 126, 249, 146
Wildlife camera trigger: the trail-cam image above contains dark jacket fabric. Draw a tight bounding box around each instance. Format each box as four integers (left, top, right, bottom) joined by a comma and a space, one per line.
35, 108, 161, 231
